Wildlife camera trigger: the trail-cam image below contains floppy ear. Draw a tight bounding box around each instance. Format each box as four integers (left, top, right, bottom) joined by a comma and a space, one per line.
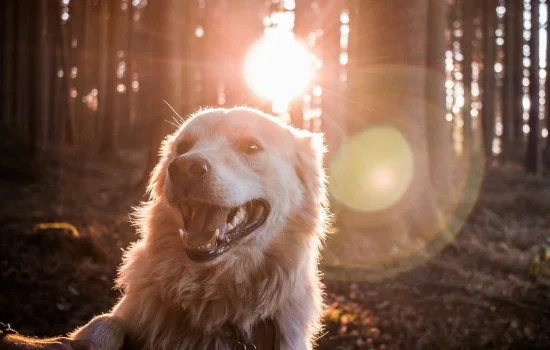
294, 130, 327, 198
147, 134, 176, 200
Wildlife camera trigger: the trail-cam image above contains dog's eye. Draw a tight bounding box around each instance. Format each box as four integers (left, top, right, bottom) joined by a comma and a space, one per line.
237, 139, 263, 154
176, 140, 193, 155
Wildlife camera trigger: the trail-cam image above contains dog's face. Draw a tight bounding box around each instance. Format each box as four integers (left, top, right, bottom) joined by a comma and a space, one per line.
148, 107, 324, 263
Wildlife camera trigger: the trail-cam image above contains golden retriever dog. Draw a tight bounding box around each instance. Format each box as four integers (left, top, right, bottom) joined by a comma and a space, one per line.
70, 107, 329, 349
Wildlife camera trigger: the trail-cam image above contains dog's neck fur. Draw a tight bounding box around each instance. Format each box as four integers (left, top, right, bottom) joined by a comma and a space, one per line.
114, 199, 323, 349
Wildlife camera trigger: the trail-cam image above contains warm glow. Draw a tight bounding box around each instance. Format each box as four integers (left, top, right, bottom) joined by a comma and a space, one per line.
329, 126, 414, 212
244, 31, 313, 105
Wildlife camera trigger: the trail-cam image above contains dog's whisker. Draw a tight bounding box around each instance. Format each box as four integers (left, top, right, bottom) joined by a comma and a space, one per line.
163, 100, 183, 120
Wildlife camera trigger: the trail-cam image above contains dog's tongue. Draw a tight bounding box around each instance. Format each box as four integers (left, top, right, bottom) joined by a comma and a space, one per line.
187, 203, 230, 240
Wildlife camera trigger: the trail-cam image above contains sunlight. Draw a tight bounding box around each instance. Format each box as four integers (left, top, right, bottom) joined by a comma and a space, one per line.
244, 30, 314, 106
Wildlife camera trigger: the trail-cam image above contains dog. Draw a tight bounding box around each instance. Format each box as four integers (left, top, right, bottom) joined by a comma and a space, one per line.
70, 107, 330, 349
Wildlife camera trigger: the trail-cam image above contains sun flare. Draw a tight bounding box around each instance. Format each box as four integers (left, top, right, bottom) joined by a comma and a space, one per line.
244, 30, 314, 105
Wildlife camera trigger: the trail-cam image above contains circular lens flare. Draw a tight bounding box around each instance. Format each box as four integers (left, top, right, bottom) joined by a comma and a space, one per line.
244, 31, 313, 105
329, 126, 414, 212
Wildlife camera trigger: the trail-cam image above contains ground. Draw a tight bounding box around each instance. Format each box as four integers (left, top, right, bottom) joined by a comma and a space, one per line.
0, 151, 549, 350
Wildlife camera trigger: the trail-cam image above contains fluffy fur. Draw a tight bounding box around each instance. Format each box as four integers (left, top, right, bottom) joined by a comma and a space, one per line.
72, 107, 330, 350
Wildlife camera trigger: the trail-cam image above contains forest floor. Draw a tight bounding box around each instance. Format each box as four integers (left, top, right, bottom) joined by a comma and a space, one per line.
0, 150, 549, 350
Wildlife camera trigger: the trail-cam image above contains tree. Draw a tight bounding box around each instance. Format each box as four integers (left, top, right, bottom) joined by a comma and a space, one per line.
425, 0, 451, 195
526, 0, 543, 174
502, 0, 520, 160
98, 0, 117, 154
514, 1, 525, 144
461, 0, 474, 157
481, 0, 497, 158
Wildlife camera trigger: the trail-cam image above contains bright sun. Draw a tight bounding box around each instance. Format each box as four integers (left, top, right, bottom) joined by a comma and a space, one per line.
244, 31, 314, 105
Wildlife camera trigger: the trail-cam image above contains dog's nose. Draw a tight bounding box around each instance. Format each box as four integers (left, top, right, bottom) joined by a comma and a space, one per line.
168, 156, 210, 187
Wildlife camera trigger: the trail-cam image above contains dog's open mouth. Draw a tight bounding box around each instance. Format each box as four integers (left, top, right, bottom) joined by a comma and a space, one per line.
178, 199, 270, 262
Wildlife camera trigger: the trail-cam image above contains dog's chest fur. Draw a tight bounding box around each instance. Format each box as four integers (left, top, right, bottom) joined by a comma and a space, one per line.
116, 236, 305, 349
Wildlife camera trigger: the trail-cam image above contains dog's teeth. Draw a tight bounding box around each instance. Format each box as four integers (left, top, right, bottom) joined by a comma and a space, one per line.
237, 209, 245, 220
179, 228, 185, 238
231, 216, 239, 226
215, 228, 220, 238
227, 223, 234, 231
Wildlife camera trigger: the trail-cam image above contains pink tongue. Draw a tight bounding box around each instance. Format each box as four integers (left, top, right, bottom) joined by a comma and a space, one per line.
187, 204, 230, 243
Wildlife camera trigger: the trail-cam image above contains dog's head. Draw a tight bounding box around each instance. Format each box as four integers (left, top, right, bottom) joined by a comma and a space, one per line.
147, 107, 326, 264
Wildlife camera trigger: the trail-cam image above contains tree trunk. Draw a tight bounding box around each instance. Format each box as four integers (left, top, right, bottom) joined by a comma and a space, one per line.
319, 0, 345, 161
546, 0, 550, 157
501, 0, 519, 160
481, 0, 497, 158
514, 0, 525, 144
59, 1, 76, 146
461, 0, 474, 157
425, 0, 451, 197
35, 0, 52, 158
526, 0, 542, 174
98, 0, 117, 154
1, 0, 15, 133
15, 1, 32, 145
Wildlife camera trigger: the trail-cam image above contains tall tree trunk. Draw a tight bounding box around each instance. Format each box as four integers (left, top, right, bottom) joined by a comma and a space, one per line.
481, 0, 497, 158
319, 0, 345, 161
96, 0, 110, 152
461, 0, 474, 157
50, 0, 63, 148
339, 0, 437, 239
35, 0, 52, 158
546, 0, 550, 157
514, 0, 525, 144
15, 1, 32, 145
201, 1, 219, 107
59, 1, 76, 146
98, 0, 117, 154
425, 0, 451, 197
501, 0, 519, 160
289, 1, 308, 129
79, 0, 97, 149
1, 0, 15, 133
27, 0, 40, 158
526, 0, 542, 174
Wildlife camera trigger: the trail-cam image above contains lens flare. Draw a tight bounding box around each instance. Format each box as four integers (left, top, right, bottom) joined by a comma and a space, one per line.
244, 31, 313, 105
329, 126, 414, 212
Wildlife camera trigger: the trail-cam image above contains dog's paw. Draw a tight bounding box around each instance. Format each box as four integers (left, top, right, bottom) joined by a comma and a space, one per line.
70, 314, 126, 350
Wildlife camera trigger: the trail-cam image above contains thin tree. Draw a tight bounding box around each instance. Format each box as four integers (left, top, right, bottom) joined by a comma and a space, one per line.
501, 0, 519, 160
35, 0, 52, 158
425, 0, 451, 195
526, 0, 543, 173
461, 0, 474, 156
1, 0, 16, 133
319, 0, 345, 161
481, 0, 497, 158
514, 1, 525, 144
546, 1, 550, 158
98, 0, 117, 155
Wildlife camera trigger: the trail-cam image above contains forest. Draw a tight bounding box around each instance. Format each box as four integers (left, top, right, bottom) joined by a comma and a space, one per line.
1, 0, 550, 349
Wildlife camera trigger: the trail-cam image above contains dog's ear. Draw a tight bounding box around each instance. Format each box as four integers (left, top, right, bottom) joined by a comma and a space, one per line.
294, 130, 326, 196
147, 134, 176, 199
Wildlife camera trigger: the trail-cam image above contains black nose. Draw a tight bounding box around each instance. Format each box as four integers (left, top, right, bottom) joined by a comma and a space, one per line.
168, 156, 210, 187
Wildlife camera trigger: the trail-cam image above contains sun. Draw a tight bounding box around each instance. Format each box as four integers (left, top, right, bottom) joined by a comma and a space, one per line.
244, 30, 314, 105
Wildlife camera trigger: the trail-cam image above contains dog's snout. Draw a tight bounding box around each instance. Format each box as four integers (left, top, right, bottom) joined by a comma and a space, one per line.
169, 156, 210, 187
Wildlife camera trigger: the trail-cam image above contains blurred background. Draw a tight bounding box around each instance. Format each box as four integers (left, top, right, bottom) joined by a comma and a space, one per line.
1, 0, 550, 349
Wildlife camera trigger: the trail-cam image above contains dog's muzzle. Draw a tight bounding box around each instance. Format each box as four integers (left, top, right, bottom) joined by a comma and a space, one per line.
168, 156, 270, 263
